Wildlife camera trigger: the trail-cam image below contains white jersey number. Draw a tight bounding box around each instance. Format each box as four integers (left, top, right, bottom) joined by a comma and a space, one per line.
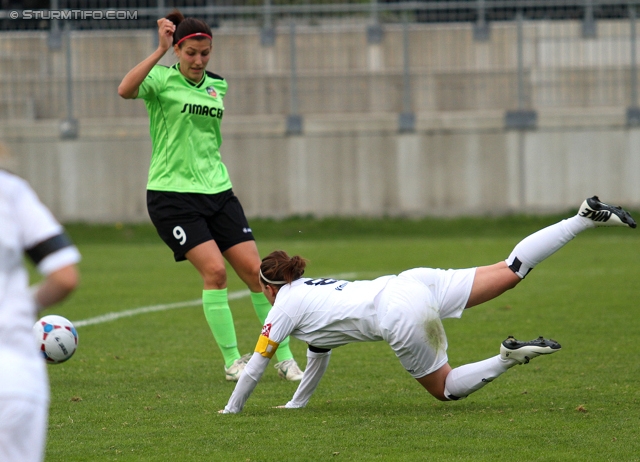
173, 226, 187, 246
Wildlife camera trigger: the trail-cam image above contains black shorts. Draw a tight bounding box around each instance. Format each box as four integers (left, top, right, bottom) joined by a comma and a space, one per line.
147, 189, 255, 262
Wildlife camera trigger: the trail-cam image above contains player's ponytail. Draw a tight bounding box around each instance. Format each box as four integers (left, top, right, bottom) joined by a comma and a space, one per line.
260, 250, 307, 286
166, 9, 212, 47
165, 9, 184, 28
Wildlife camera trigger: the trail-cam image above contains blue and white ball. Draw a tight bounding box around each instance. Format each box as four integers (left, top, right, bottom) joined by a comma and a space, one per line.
33, 315, 78, 364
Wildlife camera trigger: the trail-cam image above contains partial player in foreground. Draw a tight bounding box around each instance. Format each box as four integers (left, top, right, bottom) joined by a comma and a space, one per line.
220, 197, 636, 413
118, 10, 303, 381
0, 147, 81, 461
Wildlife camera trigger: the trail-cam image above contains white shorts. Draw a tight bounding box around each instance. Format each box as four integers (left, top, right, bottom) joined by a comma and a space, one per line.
0, 396, 48, 462
376, 267, 476, 378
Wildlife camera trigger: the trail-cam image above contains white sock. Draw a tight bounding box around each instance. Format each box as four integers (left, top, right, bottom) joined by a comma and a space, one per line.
443, 355, 516, 400
505, 216, 593, 278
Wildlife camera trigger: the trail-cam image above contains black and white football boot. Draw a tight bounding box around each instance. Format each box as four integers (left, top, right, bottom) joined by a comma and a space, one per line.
578, 196, 637, 228
500, 336, 562, 365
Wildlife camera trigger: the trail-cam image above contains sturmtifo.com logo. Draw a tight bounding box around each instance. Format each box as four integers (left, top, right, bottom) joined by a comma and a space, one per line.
9, 10, 138, 20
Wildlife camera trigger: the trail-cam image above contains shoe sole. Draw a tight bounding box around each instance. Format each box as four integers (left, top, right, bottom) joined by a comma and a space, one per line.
501, 346, 559, 364
501, 337, 561, 364
582, 196, 637, 228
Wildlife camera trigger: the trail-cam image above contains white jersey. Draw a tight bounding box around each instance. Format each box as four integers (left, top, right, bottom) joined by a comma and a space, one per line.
0, 171, 81, 401
264, 276, 395, 349
223, 268, 476, 413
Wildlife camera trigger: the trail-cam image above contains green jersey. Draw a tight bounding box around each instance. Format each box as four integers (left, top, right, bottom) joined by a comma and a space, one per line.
137, 64, 232, 194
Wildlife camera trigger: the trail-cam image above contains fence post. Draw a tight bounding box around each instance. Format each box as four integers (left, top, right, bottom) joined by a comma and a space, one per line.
152, 0, 166, 48
286, 22, 303, 135
261, 0, 276, 46
206, 0, 218, 28
582, 0, 597, 38
48, 0, 62, 49
367, 0, 383, 44
505, 9, 537, 130
473, 0, 490, 42
398, 11, 415, 133
60, 22, 77, 139
627, 4, 640, 125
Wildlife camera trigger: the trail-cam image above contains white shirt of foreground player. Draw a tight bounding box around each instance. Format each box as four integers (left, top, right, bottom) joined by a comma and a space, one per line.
0, 170, 81, 401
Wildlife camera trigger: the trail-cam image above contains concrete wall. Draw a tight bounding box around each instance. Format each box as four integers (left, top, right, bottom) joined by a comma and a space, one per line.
2, 21, 639, 222
2, 108, 639, 223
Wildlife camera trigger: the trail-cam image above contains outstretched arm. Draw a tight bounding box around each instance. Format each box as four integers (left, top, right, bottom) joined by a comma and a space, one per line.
280, 348, 332, 409
221, 352, 271, 414
221, 307, 296, 413
117, 18, 175, 99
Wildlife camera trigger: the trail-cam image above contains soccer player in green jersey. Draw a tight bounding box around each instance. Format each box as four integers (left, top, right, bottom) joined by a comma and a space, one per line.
118, 10, 303, 382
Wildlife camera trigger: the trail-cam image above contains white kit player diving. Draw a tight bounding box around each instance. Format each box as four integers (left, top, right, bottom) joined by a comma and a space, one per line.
0, 163, 81, 462
220, 197, 636, 414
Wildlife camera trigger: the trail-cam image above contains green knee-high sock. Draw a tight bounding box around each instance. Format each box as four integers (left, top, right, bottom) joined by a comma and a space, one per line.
250, 291, 294, 362
203, 289, 241, 368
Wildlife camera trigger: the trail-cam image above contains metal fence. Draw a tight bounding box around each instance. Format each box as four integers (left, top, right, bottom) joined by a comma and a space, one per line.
2, 1, 640, 133
1, 1, 636, 30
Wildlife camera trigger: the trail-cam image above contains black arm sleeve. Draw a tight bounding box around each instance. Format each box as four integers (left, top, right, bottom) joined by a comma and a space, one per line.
25, 233, 74, 265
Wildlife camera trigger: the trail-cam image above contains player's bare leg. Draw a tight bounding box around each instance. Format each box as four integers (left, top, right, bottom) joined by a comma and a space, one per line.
415, 364, 452, 401
465, 262, 520, 309
186, 240, 227, 289
223, 240, 262, 292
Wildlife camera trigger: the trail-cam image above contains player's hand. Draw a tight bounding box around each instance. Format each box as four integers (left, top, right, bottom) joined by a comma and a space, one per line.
157, 18, 175, 52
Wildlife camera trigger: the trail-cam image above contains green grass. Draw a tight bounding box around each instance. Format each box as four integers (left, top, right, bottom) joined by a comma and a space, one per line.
42, 217, 640, 461
65, 213, 578, 244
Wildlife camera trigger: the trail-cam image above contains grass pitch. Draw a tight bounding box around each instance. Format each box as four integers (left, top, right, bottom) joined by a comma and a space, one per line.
42, 216, 640, 461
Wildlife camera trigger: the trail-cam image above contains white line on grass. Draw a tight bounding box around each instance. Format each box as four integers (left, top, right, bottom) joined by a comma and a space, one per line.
73, 272, 360, 328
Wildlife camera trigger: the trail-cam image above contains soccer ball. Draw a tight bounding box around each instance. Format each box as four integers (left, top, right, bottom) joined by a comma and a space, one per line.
33, 315, 78, 364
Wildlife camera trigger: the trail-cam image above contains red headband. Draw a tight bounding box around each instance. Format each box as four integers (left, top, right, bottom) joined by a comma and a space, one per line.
175, 32, 212, 47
